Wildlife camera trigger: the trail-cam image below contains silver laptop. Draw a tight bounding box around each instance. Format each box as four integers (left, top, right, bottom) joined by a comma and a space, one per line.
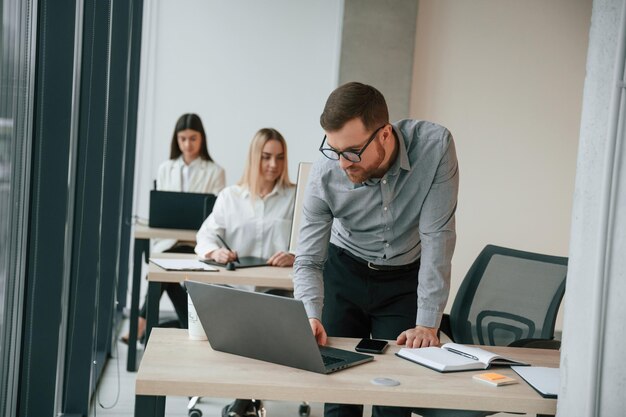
185, 281, 374, 374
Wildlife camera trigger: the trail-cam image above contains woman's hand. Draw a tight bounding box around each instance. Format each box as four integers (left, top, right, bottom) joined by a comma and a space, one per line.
267, 251, 295, 267
206, 248, 238, 264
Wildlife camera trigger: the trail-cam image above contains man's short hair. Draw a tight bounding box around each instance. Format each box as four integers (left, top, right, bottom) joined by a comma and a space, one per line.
320, 82, 389, 132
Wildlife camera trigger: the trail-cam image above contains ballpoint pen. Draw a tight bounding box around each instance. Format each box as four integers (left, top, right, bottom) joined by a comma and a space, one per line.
446, 347, 479, 361
216, 234, 240, 263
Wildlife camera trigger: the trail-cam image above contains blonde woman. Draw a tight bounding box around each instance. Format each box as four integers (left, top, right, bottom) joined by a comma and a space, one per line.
195, 128, 295, 268
195, 127, 295, 417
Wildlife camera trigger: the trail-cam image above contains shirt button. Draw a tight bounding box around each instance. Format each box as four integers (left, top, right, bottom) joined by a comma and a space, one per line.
385, 243, 390, 247
383, 206, 388, 211
382, 179, 387, 184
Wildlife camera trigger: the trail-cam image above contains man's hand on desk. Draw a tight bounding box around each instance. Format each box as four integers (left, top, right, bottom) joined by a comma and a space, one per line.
267, 251, 295, 267
396, 325, 439, 348
309, 318, 327, 346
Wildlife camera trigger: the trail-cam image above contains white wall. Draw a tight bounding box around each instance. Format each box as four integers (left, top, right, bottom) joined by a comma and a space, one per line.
134, 1, 594, 334
410, 0, 593, 328
134, 0, 344, 220
131, 0, 343, 312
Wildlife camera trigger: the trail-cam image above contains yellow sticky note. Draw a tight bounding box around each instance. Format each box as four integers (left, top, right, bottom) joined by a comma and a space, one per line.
473, 372, 518, 386
482, 372, 507, 380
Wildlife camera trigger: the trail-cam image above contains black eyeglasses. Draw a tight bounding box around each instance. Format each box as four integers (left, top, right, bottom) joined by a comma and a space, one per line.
319, 125, 386, 163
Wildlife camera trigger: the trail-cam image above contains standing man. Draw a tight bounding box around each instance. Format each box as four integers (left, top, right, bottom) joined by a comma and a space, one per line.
293, 82, 459, 417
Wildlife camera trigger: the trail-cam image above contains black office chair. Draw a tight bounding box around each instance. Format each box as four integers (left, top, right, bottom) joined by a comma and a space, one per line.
413, 244, 567, 417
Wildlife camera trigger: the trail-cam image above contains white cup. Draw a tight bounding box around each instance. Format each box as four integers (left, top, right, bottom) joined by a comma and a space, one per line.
187, 293, 207, 340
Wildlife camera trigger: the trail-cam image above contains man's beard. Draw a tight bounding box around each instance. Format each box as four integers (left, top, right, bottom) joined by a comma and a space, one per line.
343, 144, 385, 183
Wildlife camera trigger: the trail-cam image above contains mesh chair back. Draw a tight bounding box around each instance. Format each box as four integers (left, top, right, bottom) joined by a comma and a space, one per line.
449, 245, 567, 346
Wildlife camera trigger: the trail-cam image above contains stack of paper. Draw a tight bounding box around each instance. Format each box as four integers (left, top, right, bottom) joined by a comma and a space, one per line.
150, 258, 218, 272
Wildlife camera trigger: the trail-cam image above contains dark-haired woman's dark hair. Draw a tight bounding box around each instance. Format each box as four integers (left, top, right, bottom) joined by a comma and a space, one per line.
320, 82, 389, 132
170, 113, 213, 161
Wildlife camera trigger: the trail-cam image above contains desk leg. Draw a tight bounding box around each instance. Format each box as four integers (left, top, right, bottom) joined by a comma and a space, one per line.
145, 281, 161, 344
127, 238, 149, 372
135, 394, 165, 417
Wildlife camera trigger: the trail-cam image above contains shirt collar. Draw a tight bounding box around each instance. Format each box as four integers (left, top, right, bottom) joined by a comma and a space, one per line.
360, 124, 410, 186
174, 155, 202, 168
240, 182, 283, 199
388, 125, 411, 175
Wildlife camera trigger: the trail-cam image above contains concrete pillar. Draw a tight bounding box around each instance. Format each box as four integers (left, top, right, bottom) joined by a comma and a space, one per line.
338, 0, 418, 121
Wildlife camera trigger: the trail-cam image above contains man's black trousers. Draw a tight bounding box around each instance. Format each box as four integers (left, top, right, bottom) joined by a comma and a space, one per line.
322, 243, 420, 417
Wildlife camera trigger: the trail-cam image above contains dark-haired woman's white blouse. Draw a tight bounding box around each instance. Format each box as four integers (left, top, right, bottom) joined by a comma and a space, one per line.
157, 156, 225, 194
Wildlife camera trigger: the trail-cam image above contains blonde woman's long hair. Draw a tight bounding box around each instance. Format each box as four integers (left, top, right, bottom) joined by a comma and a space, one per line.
238, 128, 292, 198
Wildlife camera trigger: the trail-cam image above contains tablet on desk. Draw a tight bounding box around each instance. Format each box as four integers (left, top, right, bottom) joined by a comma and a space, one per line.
200, 256, 269, 269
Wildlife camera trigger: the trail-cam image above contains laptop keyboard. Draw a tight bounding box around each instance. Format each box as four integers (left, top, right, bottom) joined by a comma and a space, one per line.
321, 354, 343, 367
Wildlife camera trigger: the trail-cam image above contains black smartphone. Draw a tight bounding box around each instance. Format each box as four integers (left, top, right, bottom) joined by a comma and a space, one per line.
355, 338, 388, 354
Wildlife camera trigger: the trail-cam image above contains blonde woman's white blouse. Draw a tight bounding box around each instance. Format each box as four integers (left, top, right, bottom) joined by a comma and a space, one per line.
195, 184, 296, 260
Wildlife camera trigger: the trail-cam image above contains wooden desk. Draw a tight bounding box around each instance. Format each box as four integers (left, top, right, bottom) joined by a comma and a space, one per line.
135, 329, 559, 417
127, 225, 198, 371
144, 253, 294, 348
134, 224, 197, 241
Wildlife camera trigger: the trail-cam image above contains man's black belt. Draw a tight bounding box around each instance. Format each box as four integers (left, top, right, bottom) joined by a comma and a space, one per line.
342, 248, 420, 272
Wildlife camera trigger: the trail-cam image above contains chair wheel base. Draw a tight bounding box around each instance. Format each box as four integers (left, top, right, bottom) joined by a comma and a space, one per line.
222, 400, 265, 417
299, 403, 311, 416
188, 408, 202, 417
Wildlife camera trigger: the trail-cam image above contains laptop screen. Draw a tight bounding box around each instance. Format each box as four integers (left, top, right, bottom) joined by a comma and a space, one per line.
149, 190, 216, 230
288, 162, 312, 253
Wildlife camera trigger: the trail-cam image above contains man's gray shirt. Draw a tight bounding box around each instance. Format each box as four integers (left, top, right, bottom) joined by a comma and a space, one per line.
293, 119, 459, 328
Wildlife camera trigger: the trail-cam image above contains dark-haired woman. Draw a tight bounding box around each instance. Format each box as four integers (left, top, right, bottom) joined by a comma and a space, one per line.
122, 113, 224, 344
156, 113, 225, 199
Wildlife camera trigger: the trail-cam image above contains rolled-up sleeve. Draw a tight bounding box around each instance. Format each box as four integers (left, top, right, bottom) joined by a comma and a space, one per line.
416, 133, 459, 328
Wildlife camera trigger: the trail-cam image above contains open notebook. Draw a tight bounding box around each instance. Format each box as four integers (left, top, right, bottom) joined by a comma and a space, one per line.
397, 342, 528, 373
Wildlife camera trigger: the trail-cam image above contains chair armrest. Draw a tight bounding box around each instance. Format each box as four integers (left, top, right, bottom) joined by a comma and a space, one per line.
507, 338, 561, 350
438, 313, 454, 342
